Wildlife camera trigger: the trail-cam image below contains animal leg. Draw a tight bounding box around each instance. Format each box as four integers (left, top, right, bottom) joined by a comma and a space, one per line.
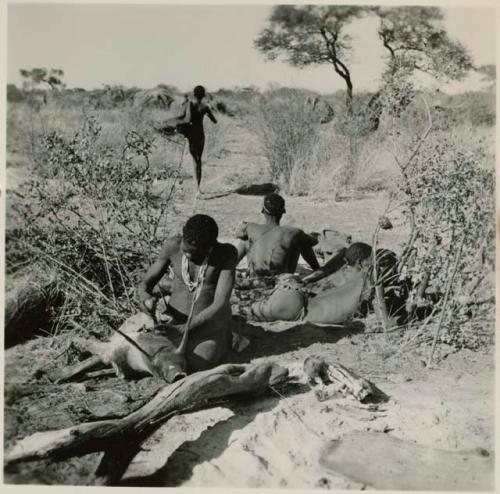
111, 362, 125, 379
49, 356, 104, 384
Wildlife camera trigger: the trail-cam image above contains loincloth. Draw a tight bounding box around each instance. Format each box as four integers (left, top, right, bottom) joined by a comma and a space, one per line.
235, 270, 277, 290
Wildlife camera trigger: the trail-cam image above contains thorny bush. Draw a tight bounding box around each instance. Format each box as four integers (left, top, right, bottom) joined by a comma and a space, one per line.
7, 116, 181, 334
398, 134, 494, 349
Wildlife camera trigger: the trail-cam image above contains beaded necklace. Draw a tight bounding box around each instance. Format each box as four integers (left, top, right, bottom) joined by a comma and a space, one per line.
181, 250, 211, 294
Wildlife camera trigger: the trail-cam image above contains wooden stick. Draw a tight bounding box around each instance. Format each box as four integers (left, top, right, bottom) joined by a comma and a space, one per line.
304, 356, 379, 403
5, 362, 288, 471
426, 230, 467, 367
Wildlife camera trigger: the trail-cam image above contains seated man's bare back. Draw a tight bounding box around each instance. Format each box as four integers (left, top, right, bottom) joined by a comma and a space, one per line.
238, 222, 318, 276
235, 193, 319, 279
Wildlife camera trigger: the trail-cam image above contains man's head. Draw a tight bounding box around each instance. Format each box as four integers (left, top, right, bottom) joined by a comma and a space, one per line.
345, 242, 399, 278
262, 193, 286, 220
182, 214, 218, 261
193, 85, 206, 100
345, 242, 372, 269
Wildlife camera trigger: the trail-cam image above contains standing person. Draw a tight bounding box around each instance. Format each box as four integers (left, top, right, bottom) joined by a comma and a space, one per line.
137, 214, 237, 372
177, 85, 217, 198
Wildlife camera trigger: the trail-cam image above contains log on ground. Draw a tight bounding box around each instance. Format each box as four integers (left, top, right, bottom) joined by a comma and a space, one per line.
5, 362, 288, 469
304, 356, 384, 402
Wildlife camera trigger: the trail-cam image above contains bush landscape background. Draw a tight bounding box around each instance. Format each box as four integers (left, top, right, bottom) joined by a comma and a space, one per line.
4, 4, 496, 488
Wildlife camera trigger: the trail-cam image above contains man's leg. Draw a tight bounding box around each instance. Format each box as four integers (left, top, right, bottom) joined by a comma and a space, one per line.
305, 273, 366, 325
247, 286, 305, 322
188, 340, 220, 372
196, 136, 205, 192
188, 139, 202, 194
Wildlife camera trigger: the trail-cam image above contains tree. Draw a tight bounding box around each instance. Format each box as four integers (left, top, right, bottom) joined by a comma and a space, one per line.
255, 5, 366, 110
376, 7, 473, 80
477, 64, 495, 89
7, 84, 25, 102
19, 68, 65, 91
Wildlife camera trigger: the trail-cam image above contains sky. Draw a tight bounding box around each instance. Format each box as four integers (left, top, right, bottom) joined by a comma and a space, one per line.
6, 3, 497, 94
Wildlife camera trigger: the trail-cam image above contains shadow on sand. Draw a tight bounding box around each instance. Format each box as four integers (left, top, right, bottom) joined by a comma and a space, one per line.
95, 317, 364, 486
201, 182, 280, 201
119, 394, 286, 486
227, 316, 365, 364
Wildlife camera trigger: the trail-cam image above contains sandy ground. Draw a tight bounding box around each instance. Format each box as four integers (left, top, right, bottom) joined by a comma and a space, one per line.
4, 117, 495, 488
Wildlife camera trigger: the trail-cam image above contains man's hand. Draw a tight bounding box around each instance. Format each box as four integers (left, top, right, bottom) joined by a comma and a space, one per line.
137, 290, 157, 316
144, 297, 156, 313
137, 237, 178, 315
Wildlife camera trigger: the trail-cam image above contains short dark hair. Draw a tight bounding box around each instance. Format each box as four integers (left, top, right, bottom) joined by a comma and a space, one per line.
345, 242, 372, 266
263, 193, 286, 216
194, 85, 206, 99
183, 214, 218, 248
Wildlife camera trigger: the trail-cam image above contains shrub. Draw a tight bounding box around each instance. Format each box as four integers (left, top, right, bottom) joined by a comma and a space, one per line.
7, 115, 182, 335
254, 89, 319, 192
398, 131, 495, 349
7, 84, 25, 103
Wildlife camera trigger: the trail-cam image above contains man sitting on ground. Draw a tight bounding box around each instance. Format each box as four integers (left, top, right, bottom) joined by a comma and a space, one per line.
235, 193, 320, 285
137, 214, 238, 372
243, 242, 400, 325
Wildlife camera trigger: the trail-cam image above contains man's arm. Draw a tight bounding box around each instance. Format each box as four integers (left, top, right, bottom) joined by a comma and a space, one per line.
300, 232, 320, 272
188, 246, 238, 331
234, 222, 250, 263
137, 238, 178, 313
206, 106, 218, 124
302, 247, 347, 284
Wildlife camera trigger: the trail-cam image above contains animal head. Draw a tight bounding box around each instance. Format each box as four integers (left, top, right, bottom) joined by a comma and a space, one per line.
149, 341, 187, 383
154, 351, 186, 383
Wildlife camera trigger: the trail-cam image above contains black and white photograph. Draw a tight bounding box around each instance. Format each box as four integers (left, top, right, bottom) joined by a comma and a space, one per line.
3, 1, 497, 489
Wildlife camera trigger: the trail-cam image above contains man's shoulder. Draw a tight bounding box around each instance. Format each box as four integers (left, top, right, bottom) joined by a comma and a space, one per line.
279, 225, 304, 237
279, 225, 302, 232
243, 222, 263, 236
213, 242, 238, 266
215, 241, 238, 257
279, 226, 317, 245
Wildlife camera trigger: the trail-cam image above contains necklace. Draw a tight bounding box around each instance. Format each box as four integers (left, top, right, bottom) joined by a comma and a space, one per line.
181, 251, 211, 294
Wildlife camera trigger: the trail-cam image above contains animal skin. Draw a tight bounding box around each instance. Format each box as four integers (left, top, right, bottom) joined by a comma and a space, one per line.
52, 314, 187, 384
98, 330, 186, 383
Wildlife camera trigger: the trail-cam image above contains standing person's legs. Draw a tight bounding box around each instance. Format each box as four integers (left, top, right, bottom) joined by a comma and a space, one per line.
189, 134, 205, 195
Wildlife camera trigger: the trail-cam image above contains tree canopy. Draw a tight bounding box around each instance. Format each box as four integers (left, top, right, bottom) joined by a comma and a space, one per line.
376, 7, 473, 80
255, 5, 366, 109
255, 5, 474, 111
19, 68, 65, 91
